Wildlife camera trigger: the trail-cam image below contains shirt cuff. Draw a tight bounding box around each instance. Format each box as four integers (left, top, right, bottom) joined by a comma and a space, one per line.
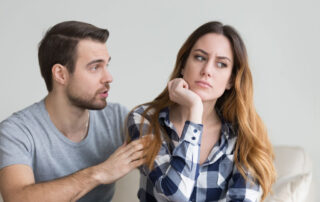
180, 121, 203, 145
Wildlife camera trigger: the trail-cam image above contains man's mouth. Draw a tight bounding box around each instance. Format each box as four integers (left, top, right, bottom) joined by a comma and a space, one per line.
99, 90, 109, 98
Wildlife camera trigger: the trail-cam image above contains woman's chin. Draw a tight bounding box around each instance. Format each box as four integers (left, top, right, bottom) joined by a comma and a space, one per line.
196, 94, 215, 102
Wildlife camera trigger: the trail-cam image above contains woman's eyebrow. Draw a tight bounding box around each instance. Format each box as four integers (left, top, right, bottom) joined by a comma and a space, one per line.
193, 49, 208, 56
193, 49, 232, 62
217, 56, 232, 62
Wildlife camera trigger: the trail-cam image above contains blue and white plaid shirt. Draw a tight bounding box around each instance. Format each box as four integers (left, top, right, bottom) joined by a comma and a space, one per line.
127, 105, 261, 202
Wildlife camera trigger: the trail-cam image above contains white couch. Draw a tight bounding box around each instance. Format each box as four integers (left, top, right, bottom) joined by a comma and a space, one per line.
0, 146, 314, 202
113, 145, 316, 202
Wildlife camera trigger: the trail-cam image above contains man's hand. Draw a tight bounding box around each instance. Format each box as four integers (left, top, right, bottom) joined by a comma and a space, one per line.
93, 137, 151, 184
0, 137, 151, 202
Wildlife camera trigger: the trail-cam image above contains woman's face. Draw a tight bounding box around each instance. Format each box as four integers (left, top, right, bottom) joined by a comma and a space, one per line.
182, 33, 234, 102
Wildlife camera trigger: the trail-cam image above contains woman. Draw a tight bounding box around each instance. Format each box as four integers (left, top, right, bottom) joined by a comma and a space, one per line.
127, 21, 276, 202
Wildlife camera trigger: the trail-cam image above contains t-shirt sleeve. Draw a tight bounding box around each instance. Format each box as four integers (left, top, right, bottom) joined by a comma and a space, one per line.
119, 104, 129, 123
113, 103, 129, 143
0, 117, 33, 169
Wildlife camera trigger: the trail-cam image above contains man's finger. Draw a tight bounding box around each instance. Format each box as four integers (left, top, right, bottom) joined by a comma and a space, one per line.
129, 150, 146, 162
122, 141, 145, 158
130, 157, 147, 169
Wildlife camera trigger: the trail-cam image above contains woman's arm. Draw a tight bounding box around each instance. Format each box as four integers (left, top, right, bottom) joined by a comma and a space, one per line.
127, 78, 204, 201
226, 165, 262, 202
127, 108, 203, 201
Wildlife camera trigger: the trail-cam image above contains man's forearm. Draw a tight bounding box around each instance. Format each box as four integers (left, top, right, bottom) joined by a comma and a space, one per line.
6, 166, 101, 202
1, 139, 149, 202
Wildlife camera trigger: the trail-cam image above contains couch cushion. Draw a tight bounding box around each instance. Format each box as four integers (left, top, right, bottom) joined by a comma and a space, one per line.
265, 146, 313, 202
273, 146, 312, 178
265, 172, 312, 202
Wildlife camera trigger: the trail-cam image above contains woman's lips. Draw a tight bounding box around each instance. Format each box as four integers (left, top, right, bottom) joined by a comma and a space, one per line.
195, 81, 212, 88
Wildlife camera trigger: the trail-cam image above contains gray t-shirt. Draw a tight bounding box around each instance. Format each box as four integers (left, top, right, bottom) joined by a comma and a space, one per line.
0, 99, 128, 202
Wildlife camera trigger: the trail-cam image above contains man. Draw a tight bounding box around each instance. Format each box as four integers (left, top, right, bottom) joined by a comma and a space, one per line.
0, 21, 148, 202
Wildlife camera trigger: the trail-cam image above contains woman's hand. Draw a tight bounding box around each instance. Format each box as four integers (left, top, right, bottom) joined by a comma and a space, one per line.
168, 78, 203, 123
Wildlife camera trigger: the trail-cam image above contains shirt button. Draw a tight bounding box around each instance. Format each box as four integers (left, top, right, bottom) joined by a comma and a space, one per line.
193, 129, 198, 133
192, 136, 196, 140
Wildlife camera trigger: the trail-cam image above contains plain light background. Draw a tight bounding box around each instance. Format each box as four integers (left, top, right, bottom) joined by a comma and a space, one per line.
0, 0, 319, 200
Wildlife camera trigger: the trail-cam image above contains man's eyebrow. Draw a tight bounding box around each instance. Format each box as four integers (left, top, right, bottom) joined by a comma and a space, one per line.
86, 57, 111, 66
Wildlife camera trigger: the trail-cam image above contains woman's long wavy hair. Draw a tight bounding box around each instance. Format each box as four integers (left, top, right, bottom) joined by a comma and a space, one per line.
128, 21, 276, 200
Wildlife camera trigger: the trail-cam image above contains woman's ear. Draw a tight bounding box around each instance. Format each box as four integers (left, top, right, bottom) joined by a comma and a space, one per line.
181, 68, 185, 77
52, 64, 69, 86
226, 77, 233, 90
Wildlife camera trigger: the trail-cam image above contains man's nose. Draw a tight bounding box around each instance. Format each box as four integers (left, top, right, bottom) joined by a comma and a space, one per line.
101, 68, 113, 84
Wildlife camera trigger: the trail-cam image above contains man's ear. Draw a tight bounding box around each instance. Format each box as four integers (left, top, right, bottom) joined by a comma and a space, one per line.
52, 64, 69, 86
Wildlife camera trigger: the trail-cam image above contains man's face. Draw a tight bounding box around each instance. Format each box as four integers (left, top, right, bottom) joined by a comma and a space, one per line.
66, 39, 113, 110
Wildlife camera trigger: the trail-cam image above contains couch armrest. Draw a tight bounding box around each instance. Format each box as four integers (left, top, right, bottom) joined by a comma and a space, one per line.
265, 145, 315, 202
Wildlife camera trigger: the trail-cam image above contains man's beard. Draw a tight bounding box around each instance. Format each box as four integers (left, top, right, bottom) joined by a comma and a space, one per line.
67, 90, 107, 110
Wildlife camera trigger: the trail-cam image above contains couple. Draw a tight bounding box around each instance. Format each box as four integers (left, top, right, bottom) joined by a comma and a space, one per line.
0, 21, 275, 202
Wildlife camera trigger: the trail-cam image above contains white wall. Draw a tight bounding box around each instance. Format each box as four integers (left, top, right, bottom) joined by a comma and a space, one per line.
0, 0, 319, 200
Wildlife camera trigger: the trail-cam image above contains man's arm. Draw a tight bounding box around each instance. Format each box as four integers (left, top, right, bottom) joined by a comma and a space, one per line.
0, 138, 148, 202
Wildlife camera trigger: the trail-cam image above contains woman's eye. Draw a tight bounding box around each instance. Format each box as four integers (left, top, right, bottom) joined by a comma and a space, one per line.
194, 55, 206, 62
217, 62, 227, 68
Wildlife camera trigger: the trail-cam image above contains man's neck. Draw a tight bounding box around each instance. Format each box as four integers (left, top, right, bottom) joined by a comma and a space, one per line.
45, 92, 90, 142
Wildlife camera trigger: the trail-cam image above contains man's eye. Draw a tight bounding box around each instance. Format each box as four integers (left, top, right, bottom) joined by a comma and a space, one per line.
217, 62, 227, 68
91, 66, 99, 71
194, 55, 206, 62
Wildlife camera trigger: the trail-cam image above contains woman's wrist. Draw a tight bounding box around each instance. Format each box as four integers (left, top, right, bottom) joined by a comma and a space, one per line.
188, 103, 203, 124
